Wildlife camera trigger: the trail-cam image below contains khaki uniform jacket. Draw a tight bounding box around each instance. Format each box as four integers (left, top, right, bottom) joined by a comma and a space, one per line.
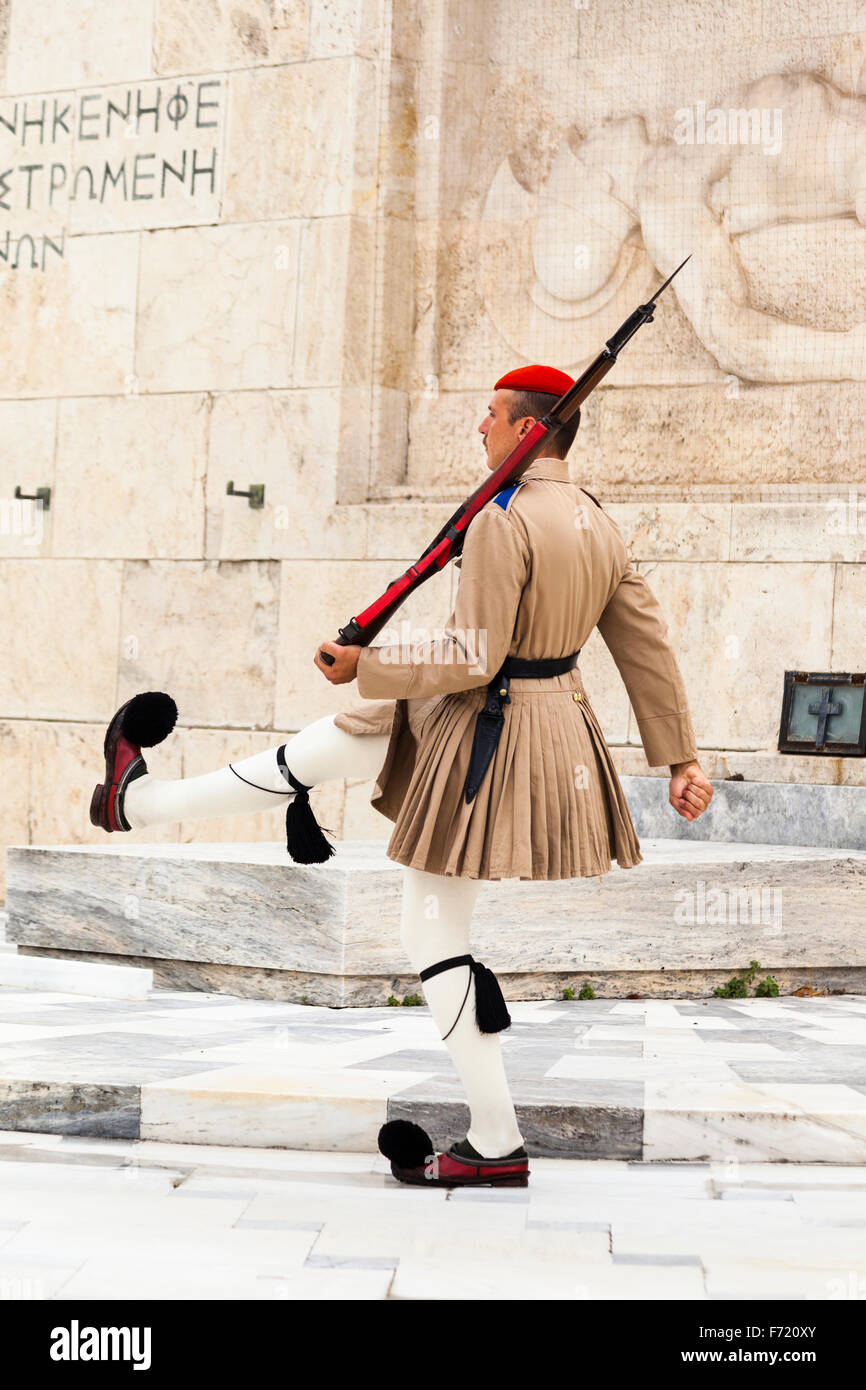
333, 455, 698, 880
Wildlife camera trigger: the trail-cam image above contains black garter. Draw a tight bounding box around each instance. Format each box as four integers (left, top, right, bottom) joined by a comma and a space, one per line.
419, 954, 511, 1036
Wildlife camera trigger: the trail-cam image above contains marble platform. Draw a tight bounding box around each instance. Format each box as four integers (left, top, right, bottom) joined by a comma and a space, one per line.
622, 777, 866, 851
9, 1134, 866, 1302
4, 1131, 866, 1301
5, 839, 866, 1005
2, 987, 866, 1164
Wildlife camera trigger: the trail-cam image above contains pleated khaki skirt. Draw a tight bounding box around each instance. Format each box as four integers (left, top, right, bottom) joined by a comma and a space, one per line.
332, 665, 642, 882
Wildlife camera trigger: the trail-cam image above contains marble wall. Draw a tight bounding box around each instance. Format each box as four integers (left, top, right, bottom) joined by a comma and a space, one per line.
1, 0, 864, 896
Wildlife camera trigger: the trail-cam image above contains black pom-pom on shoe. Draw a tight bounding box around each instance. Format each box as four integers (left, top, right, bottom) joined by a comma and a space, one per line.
119, 692, 178, 749
92, 691, 178, 835
377, 1119, 432, 1169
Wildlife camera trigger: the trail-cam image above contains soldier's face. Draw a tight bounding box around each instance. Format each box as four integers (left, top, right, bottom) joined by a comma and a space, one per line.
478, 390, 536, 471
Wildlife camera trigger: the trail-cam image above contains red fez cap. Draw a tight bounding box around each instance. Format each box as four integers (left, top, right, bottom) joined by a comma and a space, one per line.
494, 364, 574, 397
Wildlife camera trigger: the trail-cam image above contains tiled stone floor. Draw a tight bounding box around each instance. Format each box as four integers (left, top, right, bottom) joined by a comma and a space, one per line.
1, 1129, 866, 1299
2, 986, 866, 1160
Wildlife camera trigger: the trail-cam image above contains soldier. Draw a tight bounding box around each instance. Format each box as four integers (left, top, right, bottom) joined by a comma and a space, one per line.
91, 363, 713, 1190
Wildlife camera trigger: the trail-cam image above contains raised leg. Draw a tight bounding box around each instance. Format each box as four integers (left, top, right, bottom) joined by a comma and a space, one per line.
123, 714, 391, 828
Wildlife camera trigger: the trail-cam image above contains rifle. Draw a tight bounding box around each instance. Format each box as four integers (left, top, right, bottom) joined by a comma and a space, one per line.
318, 255, 690, 667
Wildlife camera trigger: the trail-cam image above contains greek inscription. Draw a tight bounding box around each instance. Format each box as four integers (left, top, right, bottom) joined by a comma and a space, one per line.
0, 79, 224, 269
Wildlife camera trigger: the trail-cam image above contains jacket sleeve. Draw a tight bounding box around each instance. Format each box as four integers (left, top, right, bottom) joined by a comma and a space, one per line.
596, 562, 699, 768
356, 503, 529, 700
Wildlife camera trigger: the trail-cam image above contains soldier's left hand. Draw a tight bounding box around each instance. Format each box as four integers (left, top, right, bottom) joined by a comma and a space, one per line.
669, 762, 713, 822
314, 640, 361, 684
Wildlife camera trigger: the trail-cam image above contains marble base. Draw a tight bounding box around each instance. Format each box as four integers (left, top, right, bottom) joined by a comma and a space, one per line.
0, 909, 14, 955
643, 1083, 866, 1164
623, 777, 866, 851
6, 838, 866, 1004
0, 1080, 138, 1138
12, 948, 866, 1005
140, 1065, 434, 1153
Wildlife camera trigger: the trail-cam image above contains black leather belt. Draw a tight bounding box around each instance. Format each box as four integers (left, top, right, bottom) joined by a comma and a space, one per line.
463, 651, 581, 804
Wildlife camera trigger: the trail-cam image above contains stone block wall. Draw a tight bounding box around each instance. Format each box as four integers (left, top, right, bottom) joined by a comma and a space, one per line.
1, 0, 864, 896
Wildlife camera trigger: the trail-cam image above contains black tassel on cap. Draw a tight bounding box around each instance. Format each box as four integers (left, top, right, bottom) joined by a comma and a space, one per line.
471, 959, 512, 1033
276, 746, 336, 864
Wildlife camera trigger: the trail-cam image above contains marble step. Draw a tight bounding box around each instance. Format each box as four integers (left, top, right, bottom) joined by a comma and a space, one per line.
138, 1068, 866, 1163
5, 838, 866, 1004
2, 993, 865, 1163
0, 954, 152, 999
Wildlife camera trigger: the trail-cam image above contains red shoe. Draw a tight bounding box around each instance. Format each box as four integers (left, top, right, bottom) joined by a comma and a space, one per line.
378, 1121, 529, 1188
89, 692, 177, 833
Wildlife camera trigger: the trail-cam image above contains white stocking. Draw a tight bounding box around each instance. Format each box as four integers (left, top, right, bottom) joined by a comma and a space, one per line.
399, 866, 524, 1159
123, 715, 391, 828
123, 717, 524, 1158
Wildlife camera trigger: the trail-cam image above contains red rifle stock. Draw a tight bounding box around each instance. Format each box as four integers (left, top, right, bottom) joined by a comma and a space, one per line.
318, 255, 690, 667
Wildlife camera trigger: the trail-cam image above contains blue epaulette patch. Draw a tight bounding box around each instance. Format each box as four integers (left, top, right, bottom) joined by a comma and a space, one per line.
493, 483, 521, 511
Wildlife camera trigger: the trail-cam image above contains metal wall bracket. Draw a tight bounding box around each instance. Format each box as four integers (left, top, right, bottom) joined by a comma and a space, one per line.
14, 485, 50, 510
226, 481, 265, 509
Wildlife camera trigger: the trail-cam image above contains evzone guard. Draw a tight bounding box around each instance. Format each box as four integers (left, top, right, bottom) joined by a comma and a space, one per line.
91, 344, 713, 1188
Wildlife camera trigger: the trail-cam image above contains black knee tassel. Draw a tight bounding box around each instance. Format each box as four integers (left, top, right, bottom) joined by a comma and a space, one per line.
419, 954, 512, 1034
471, 959, 512, 1033
277, 746, 336, 864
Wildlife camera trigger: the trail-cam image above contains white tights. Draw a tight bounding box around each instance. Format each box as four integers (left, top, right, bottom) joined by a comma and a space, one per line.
397, 867, 524, 1157
123, 714, 524, 1158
